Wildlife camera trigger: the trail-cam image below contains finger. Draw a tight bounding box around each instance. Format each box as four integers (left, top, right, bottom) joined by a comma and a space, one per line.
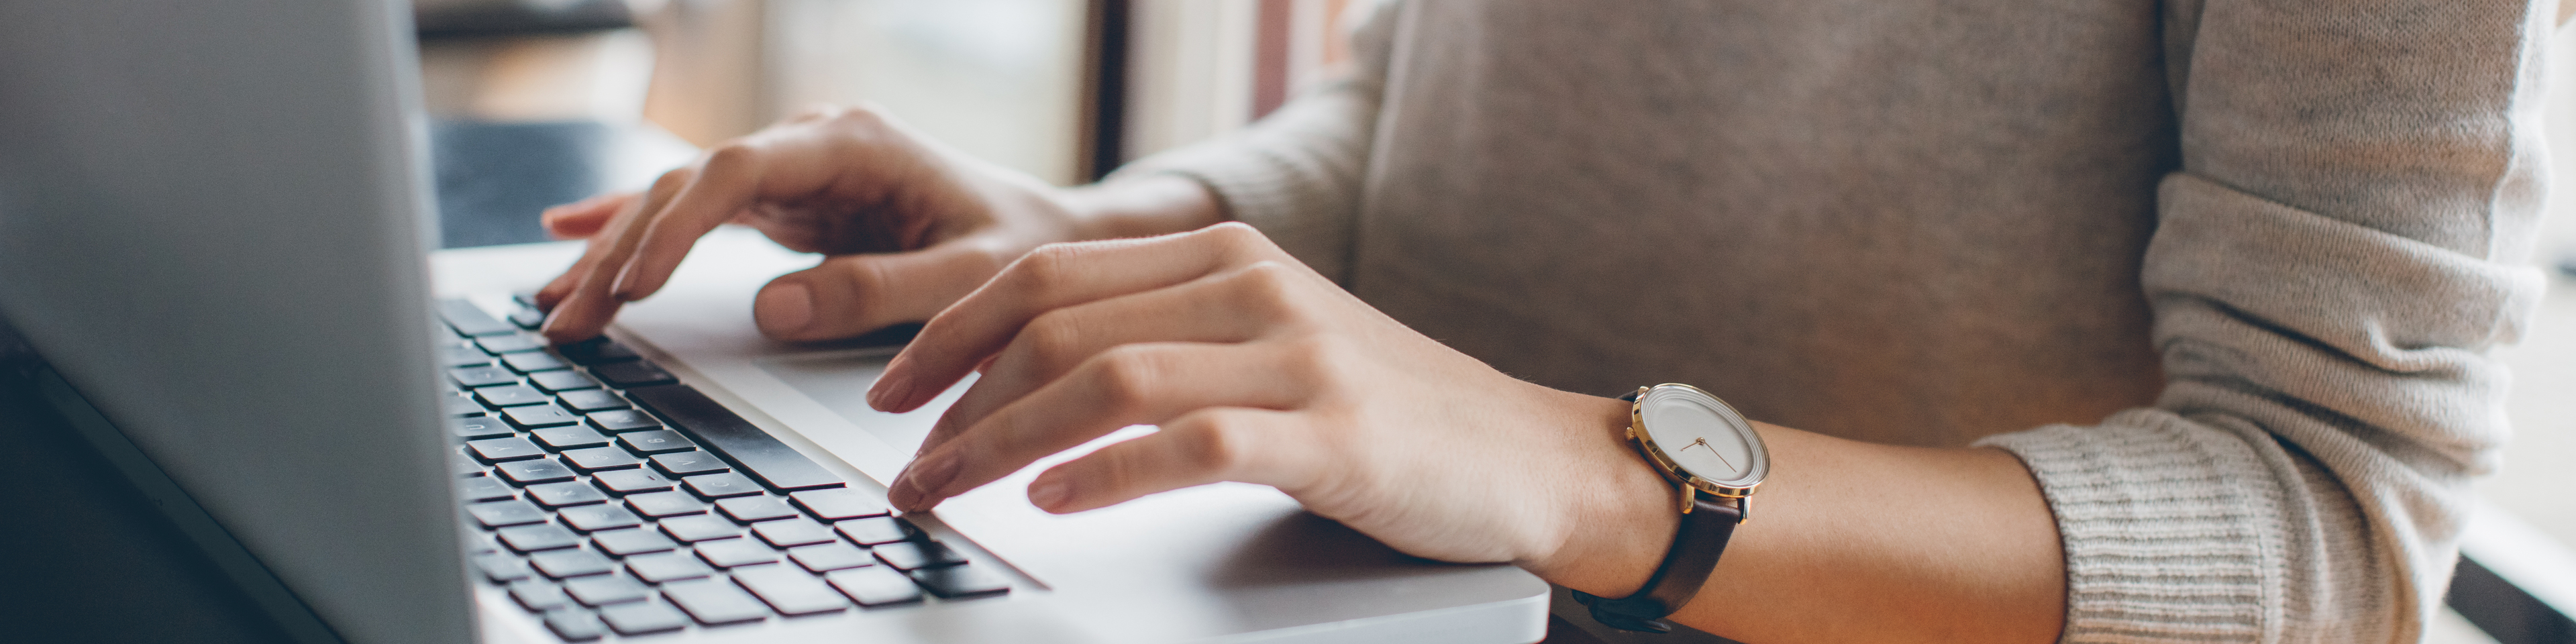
886, 340, 1310, 511
870, 222, 1286, 413
539, 169, 690, 341
540, 192, 635, 240
1025, 408, 1317, 514
754, 238, 1004, 341
533, 186, 659, 311
609, 122, 907, 303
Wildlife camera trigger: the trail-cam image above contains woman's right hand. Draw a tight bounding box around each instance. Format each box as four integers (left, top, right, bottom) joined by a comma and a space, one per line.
534, 105, 1109, 344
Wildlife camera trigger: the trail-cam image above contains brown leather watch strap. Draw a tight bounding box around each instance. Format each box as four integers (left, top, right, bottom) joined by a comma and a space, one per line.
1569, 493, 1743, 633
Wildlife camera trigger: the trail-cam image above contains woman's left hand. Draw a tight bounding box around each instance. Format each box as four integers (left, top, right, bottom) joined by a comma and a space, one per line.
868, 222, 1674, 573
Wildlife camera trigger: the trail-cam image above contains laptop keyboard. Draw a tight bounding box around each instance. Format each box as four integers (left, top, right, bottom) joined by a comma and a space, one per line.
435, 298, 1010, 641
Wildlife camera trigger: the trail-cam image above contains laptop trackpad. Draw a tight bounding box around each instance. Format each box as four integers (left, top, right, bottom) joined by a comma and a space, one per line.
754, 348, 963, 456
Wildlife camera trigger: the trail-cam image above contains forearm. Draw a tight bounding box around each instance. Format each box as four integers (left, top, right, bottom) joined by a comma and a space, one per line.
1058, 174, 1227, 241
1531, 399, 2065, 643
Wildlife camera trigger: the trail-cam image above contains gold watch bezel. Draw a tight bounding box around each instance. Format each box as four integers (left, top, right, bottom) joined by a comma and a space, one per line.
1626, 384, 1767, 516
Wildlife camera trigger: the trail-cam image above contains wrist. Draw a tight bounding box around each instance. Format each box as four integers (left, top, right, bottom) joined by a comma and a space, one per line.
1520, 391, 1684, 599
1057, 174, 1226, 241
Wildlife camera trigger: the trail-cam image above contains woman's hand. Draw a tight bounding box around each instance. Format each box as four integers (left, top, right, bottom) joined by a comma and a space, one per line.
868, 223, 1680, 574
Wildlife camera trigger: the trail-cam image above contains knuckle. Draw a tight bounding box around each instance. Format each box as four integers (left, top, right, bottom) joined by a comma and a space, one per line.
1226, 261, 1309, 322
1013, 242, 1085, 294
1017, 309, 1088, 374
703, 142, 758, 170
1182, 412, 1248, 472
1091, 345, 1166, 411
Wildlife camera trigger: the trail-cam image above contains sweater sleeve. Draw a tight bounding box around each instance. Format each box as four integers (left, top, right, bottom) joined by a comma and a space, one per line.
1103, 0, 1402, 284
1973, 1, 2551, 642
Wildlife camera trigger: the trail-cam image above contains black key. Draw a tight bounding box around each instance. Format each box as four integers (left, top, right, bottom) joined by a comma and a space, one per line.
498, 524, 583, 553
561, 504, 644, 533
833, 517, 915, 545
619, 430, 698, 455
505, 352, 571, 374
513, 292, 542, 309
452, 454, 484, 478
475, 552, 535, 583
591, 528, 678, 557
714, 496, 798, 524
557, 337, 641, 366
586, 409, 662, 433
457, 476, 515, 502
503, 404, 581, 429
658, 515, 742, 543
450, 366, 518, 388
449, 416, 513, 439
543, 607, 605, 641
439, 344, 494, 368
468, 437, 546, 463
556, 390, 629, 413
476, 334, 544, 354
529, 370, 602, 393
693, 539, 780, 569
497, 458, 578, 485
752, 519, 838, 549
531, 549, 619, 579
533, 425, 611, 451
662, 579, 770, 625
624, 491, 709, 519
597, 601, 689, 635
625, 384, 845, 492
444, 396, 486, 417
872, 539, 966, 571
563, 575, 652, 607
910, 565, 1011, 599
590, 360, 676, 388
787, 543, 874, 573
790, 489, 890, 521
592, 469, 676, 496
508, 308, 548, 331
625, 552, 716, 584
562, 446, 643, 472
468, 499, 548, 529
510, 579, 572, 612
651, 451, 729, 477
683, 473, 763, 499
731, 566, 850, 616
474, 384, 549, 408
825, 567, 923, 607
439, 299, 517, 337
527, 482, 611, 509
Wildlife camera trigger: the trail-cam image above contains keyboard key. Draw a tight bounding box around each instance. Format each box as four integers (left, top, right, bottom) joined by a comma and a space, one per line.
556, 390, 629, 413
625, 551, 716, 584
825, 566, 923, 607
659, 515, 742, 543
531, 549, 618, 579
444, 396, 486, 417
715, 496, 799, 524
498, 524, 583, 553
452, 455, 483, 478
752, 519, 838, 549
694, 539, 781, 569
475, 552, 534, 583
450, 366, 518, 388
586, 409, 662, 433
562, 575, 652, 607
449, 416, 513, 439
731, 566, 850, 615
474, 384, 549, 408
619, 430, 698, 455
467, 437, 546, 463
440, 344, 494, 368
503, 404, 582, 429
592, 469, 675, 496
560, 504, 645, 533
526, 482, 609, 508
557, 337, 642, 366
591, 360, 677, 388
476, 334, 544, 354
467, 499, 548, 528
597, 601, 690, 635
872, 539, 967, 571
626, 384, 846, 492
624, 491, 709, 519
651, 451, 729, 477
591, 528, 678, 557
833, 517, 916, 546
532, 425, 611, 450
509, 307, 548, 331
497, 458, 577, 485
787, 543, 875, 573
790, 489, 890, 521
662, 578, 770, 625
505, 352, 571, 374
542, 608, 605, 642
529, 370, 602, 393
684, 472, 763, 499
509, 579, 571, 612
562, 446, 643, 472
457, 476, 515, 502
910, 565, 1011, 598
438, 299, 517, 337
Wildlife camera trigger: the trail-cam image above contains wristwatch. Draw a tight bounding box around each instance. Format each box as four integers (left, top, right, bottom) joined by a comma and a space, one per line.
1571, 383, 1769, 633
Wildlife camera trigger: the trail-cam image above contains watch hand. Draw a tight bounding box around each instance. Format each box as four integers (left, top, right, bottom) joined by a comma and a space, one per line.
1680, 437, 1736, 471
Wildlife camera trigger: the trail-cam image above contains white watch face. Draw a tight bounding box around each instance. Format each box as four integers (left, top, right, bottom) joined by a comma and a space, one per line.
1638, 384, 1766, 490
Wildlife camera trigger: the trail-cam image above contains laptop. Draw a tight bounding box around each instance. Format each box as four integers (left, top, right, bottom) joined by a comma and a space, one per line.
0, 1, 1549, 643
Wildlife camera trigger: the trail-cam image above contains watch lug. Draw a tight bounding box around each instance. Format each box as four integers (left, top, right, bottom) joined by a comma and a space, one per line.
1677, 477, 1694, 515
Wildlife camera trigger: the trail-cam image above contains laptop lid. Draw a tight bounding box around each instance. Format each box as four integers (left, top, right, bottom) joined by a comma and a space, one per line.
0, 2, 471, 644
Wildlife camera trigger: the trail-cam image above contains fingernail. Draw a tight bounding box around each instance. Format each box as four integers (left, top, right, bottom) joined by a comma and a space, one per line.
755, 283, 813, 335
899, 451, 962, 501
868, 360, 910, 411
1027, 477, 1071, 512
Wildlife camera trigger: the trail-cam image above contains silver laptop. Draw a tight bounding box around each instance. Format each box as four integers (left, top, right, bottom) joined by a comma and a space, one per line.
0, 1, 1548, 643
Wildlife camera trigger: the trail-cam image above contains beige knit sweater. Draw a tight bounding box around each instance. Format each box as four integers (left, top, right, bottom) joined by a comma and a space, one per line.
1119, 1, 2553, 641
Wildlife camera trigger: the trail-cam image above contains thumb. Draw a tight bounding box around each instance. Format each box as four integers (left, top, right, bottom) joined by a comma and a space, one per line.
755, 240, 1005, 342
